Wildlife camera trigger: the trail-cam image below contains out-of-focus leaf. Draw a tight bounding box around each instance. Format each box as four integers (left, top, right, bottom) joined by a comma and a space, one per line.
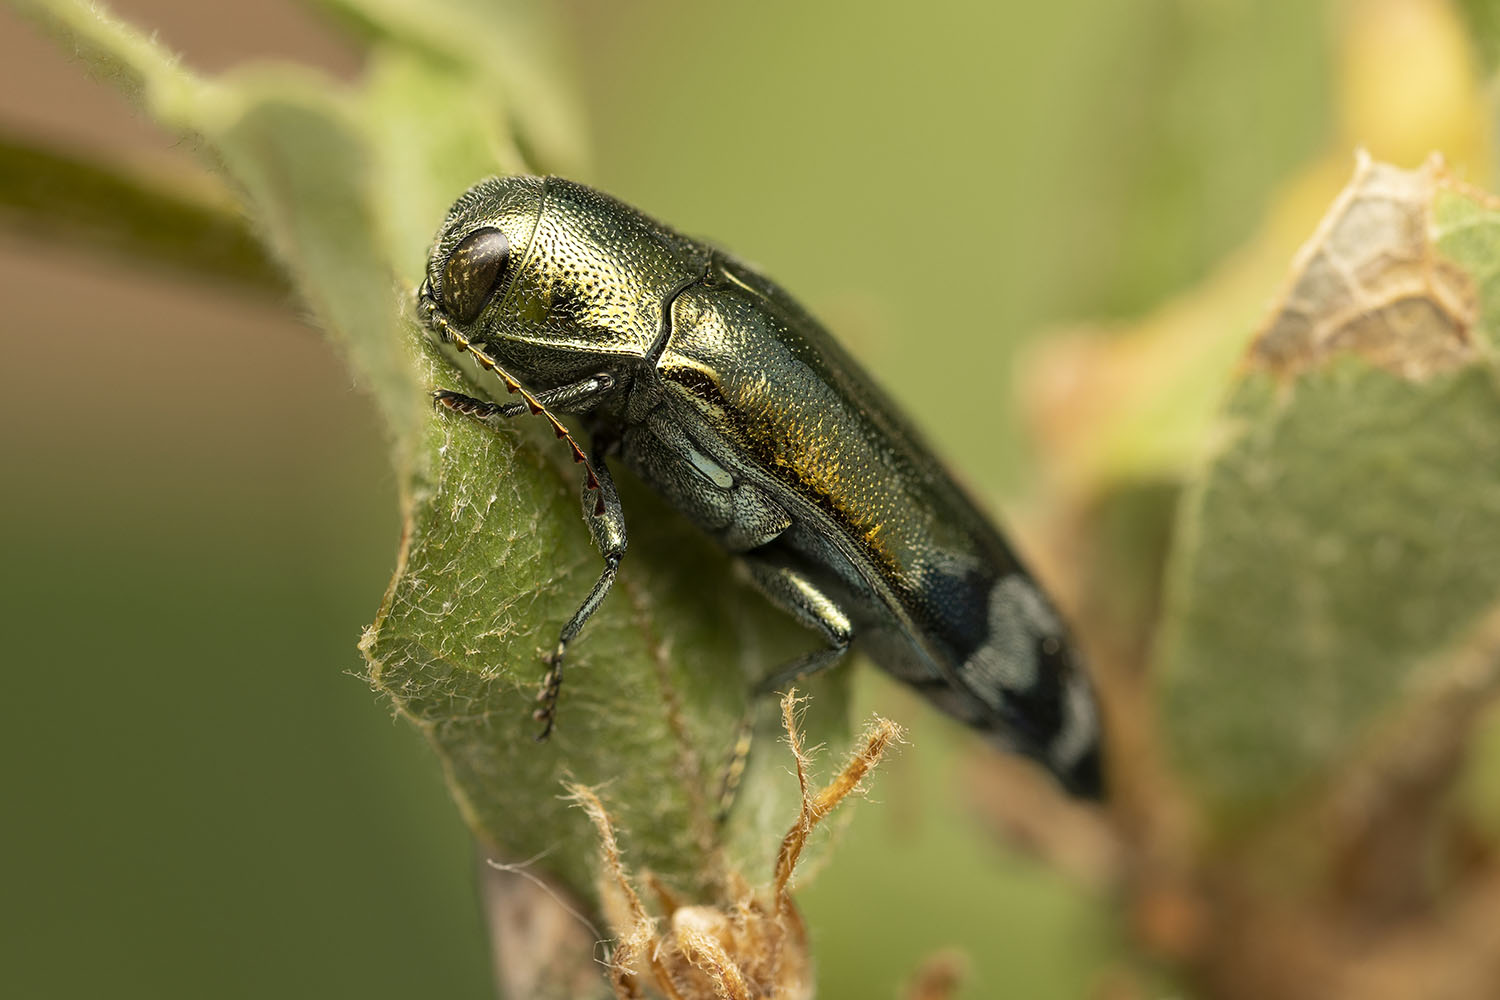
1019, 169, 1343, 683
1026, 0, 1491, 512
1456, 0, 1500, 75
1458, 700, 1500, 841
1024, 234, 1291, 500
208, 75, 425, 443
15, 0, 422, 439
1155, 156, 1500, 830
358, 45, 527, 278
0, 132, 282, 292
311, 0, 587, 174
1340, 0, 1489, 172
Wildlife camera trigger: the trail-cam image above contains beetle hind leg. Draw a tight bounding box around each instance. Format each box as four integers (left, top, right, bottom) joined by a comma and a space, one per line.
742, 555, 854, 696
713, 712, 756, 823
710, 557, 852, 817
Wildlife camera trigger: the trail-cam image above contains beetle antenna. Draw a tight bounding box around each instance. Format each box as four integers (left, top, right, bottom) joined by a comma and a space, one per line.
419, 293, 605, 514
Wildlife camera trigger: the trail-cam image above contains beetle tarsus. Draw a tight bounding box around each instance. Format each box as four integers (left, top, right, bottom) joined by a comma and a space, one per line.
714, 712, 756, 823
432, 388, 527, 421
533, 649, 565, 742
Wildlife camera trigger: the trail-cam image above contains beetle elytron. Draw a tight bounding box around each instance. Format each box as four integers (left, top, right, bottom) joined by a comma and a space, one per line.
418, 177, 1103, 798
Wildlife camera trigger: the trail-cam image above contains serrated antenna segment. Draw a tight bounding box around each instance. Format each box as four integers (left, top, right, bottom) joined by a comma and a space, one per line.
418, 288, 605, 514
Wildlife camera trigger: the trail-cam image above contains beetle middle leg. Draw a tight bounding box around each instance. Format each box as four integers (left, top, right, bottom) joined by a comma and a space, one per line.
432, 376, 627, 740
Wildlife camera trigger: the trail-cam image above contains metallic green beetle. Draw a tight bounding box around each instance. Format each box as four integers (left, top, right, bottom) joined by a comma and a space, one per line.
418, 176, 1103, 798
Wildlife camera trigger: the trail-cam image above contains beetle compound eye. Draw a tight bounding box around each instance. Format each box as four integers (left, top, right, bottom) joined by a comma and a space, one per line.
442, 228, 512, 322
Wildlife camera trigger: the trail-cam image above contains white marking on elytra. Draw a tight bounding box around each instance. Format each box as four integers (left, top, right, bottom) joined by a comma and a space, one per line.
1049, 673, 1099, 774
962, 575, 1061, 703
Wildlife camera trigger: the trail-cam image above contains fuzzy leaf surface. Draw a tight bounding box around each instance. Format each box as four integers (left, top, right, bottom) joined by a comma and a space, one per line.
1156, 158, 1500, 829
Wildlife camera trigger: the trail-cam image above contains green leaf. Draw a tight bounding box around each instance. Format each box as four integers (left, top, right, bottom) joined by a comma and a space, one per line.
14, 0, 423, 439
1457, 700, 1500, 841
15, 0, 853, 914
1456, 0, 1500, 75
1155, 157, 1500, 831
0, 131, 282, 293
364, 339, 851, 904
209, 74, 425, 442
357, 45, 529, 278
312, 0, 588, 175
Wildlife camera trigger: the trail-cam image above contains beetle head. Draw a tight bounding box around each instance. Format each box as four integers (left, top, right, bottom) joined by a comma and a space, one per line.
423, 176, 706, 382
422, 176, 541, 348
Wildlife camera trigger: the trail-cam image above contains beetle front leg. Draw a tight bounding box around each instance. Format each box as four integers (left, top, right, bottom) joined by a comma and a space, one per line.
431, 373, 615, 426
533, 437, 628, 740
430, 374, 626, 739
742, 554, 854, 695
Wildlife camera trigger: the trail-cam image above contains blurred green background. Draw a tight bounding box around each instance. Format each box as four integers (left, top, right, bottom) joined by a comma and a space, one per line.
4, 0, 1483, 996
